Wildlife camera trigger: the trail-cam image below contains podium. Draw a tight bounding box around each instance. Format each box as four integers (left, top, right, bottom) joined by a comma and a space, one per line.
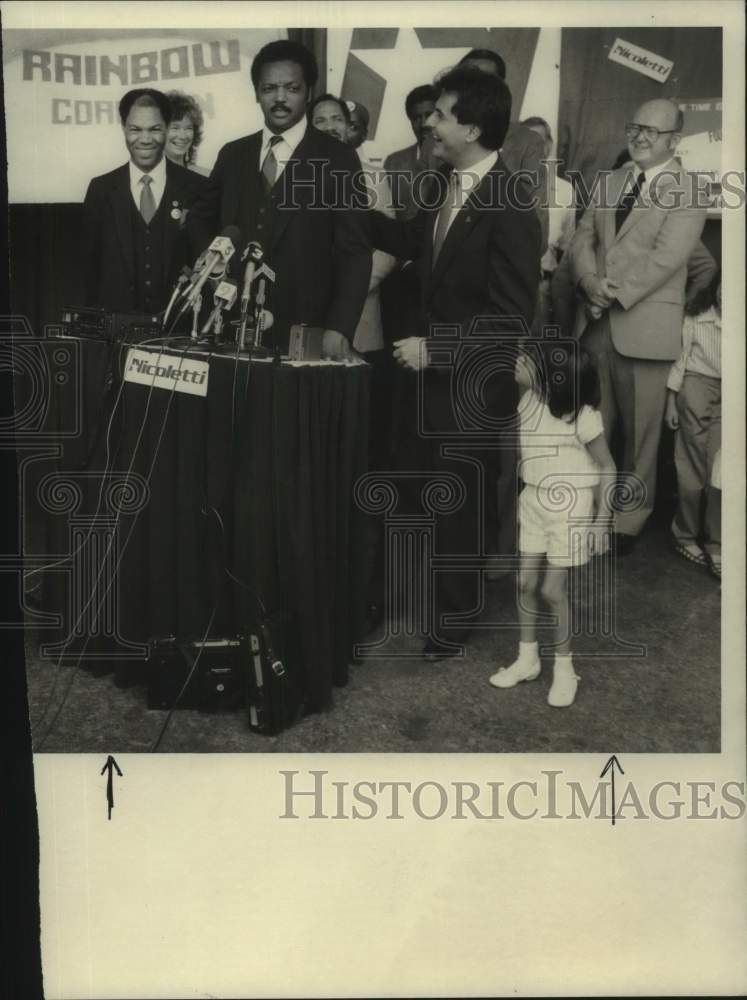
39, 336, 371, 712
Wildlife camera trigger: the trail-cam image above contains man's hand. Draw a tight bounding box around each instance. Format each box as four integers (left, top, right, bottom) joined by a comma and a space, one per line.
321, 329, 354, 361
393, 337, 428, 371
580, 274, 618, 309
664, 390, 680, 430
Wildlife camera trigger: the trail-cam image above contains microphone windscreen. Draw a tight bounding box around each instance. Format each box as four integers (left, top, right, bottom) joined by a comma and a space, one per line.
221, 225, 242, 249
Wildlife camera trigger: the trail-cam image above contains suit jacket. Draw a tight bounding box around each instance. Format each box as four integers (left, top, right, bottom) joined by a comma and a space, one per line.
570, 162, 707, 360
500, 122, 544, 182
384, 141, 439, 221
82, 158, 205, 313
352, 162, 397, 354
371, 156, 542, 431
188, 127, 372, 343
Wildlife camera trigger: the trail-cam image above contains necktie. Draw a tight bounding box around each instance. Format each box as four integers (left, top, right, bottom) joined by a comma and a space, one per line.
139, 174, 156, 225
261, 135, 283, 192
615, 171, 645, 233
432, 172, 459, 266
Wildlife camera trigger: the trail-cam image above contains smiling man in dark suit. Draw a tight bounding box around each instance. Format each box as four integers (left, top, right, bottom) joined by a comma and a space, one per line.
82, 88, 205, 315
371, 67, 541, 656
188, 40, 371, 358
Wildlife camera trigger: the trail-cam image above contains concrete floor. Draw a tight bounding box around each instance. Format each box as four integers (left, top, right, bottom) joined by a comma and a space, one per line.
26, 522, 720, 754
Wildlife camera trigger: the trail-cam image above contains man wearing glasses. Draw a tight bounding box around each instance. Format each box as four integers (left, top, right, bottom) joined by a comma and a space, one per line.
570, 98, 707, 554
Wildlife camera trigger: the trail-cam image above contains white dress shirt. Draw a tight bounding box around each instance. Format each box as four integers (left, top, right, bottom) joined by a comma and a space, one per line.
622, 156, 679, 203
129, 156, 167, 213
258, 116, 308, 181
433, 149, 498, 245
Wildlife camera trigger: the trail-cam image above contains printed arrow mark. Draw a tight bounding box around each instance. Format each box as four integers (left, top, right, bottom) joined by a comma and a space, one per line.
101, 755, 123, 820
600, 755, 625, 826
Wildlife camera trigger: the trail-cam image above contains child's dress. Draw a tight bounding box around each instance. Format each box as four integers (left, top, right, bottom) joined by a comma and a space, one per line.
517, 390, 604, 568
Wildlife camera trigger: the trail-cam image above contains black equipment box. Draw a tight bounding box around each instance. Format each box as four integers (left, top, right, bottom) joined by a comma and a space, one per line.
146, 624, 303, 733
147, 636, 245, 712
244, 620, 303, 735
60, 306, 162, 344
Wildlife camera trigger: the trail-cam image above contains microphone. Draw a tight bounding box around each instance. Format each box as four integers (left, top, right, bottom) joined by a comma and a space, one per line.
240, 242, 264, 313
162, 266, 192, 329
201, 278, 238, 337
180, 226, 241, 314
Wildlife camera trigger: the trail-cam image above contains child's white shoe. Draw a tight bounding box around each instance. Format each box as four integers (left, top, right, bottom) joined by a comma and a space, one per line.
547, 660, 579, 707
489, 657, 541, 688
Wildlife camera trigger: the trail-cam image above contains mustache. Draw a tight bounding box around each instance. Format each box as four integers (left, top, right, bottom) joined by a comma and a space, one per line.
272, 104, 290, 112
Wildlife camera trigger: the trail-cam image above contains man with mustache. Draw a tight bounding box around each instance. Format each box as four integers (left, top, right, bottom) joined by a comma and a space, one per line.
82, 88, 205, 314
188, 40, 371, 358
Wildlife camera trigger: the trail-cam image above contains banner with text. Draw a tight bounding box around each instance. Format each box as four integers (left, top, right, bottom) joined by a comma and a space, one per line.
2, 27, 284, 203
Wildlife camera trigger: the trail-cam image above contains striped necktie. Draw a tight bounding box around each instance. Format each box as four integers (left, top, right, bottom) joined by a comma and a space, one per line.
139, 174, 156, 224
261, 135, 283, 192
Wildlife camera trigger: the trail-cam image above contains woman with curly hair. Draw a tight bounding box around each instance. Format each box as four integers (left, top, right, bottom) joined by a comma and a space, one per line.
165, 91, 209, 176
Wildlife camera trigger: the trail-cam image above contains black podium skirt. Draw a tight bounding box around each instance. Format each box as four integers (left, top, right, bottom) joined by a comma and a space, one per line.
42, 339, 370, 712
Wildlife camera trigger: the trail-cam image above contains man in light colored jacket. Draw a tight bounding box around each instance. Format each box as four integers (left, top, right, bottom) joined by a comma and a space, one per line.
570, 98, 707, 550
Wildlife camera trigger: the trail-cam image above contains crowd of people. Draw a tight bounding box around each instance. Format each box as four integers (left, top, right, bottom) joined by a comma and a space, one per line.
80, 38, 721, 709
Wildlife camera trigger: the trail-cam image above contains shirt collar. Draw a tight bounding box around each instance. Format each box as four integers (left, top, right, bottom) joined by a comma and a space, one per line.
129, 155, 166, 187
641, 157, 678, 186
262, 115, 307, 154
453, 149, 498, 194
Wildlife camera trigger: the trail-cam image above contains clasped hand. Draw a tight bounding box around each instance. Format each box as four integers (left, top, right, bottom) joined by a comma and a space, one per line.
582, 275, 619, 318
393, 337, 428, 371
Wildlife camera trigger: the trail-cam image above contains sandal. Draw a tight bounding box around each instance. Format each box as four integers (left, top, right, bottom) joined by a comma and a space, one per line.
672, 538, 708, 567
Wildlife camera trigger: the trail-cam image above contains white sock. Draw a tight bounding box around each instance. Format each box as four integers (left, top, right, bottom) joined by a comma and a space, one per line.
518, 641, 539, 663
554, 653, 574, 672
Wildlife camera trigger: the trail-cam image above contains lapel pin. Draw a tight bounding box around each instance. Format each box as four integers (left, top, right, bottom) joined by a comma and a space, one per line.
170, 202, 182, 221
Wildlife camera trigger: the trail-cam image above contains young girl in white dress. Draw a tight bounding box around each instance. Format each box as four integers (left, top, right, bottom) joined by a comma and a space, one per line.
490, 341, 616, 707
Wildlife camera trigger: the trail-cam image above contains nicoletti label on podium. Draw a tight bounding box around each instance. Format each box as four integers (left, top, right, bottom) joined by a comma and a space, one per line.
124, 347, 210, 397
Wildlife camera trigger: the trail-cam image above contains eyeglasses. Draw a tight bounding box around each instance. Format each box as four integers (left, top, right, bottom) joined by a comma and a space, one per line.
625, 122, 679, 142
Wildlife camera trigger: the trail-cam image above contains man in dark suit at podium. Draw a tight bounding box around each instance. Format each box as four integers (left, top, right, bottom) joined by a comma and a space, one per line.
82, 88, 205, 315
188, 40, 372, 358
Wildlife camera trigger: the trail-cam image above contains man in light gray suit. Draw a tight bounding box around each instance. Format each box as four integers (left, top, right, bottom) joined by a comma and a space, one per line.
571, 98, 707, 551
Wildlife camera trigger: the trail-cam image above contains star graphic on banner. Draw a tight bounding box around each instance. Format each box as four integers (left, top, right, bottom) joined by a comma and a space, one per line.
351, 29, 472, 152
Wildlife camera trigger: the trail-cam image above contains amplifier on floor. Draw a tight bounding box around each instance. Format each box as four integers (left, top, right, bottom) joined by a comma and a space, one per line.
146, 635, 245, 712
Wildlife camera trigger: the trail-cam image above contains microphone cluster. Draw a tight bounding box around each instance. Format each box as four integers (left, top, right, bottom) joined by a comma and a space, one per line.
162, 228, 274, 349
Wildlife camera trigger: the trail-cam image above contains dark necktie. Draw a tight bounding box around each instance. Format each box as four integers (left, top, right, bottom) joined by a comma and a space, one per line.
432, 172, 459, 266
615, 171, 645, 233
261, 134, 283, 192
139, 174, 156, 224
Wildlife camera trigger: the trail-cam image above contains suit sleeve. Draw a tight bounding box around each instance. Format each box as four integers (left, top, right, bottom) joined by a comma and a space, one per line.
486, 200, 543, 335
365, 169, 397, 291
685, 240, 717, 303
187, 145, 227, 258
82, 179, 103, 307
612, 202, 706, 311
370, 203, 428, 262
569, 195, 601, 287
323, 147, 373, 338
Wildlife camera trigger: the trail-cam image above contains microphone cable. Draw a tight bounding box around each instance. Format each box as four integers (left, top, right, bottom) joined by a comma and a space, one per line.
34, 337, 196, 748
148, 604, 217, 753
